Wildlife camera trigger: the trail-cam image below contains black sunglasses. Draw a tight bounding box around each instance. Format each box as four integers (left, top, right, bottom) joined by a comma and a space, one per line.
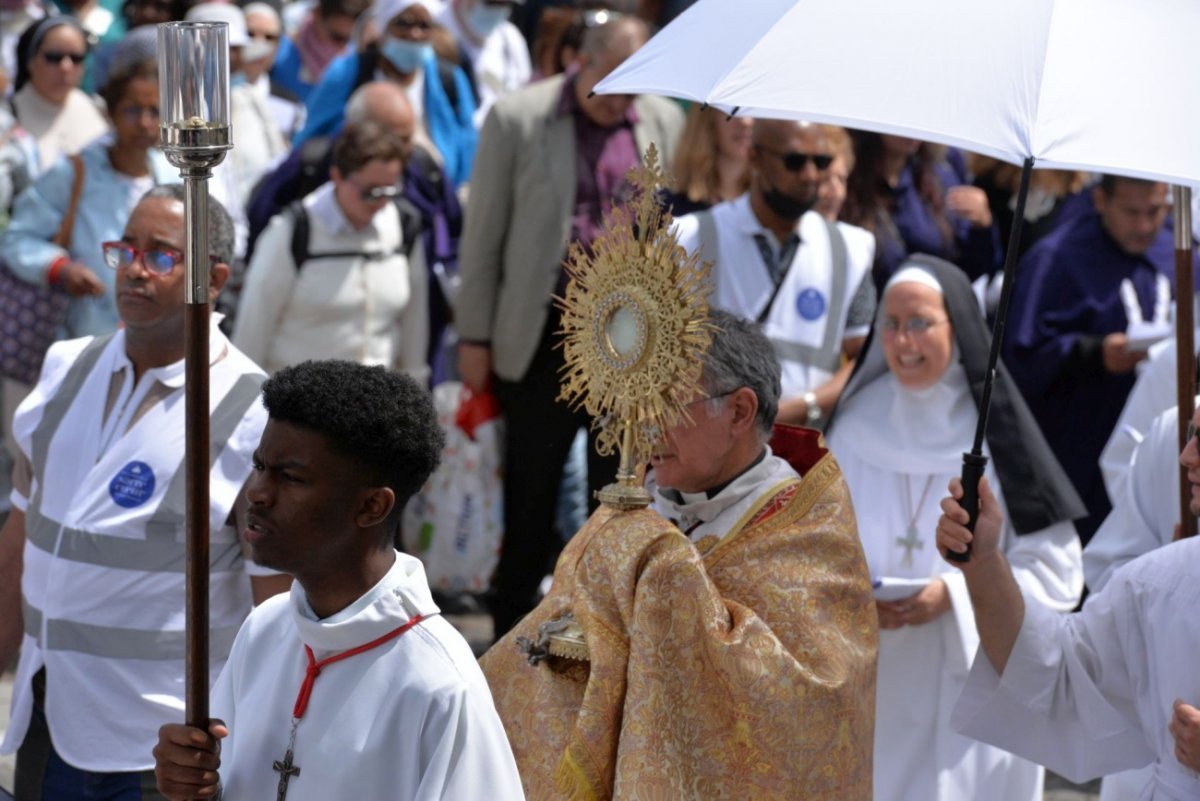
41, 50, 87, 66
757, 144, 833, 172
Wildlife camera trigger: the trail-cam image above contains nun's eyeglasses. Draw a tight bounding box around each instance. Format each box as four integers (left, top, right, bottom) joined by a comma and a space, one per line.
880, 316, 948, 337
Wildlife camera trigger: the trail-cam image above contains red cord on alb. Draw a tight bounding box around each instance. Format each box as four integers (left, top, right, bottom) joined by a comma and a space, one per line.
292, 614, 425, 719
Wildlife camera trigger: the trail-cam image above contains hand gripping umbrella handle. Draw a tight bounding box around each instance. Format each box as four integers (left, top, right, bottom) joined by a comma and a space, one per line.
946, 452, 989, 564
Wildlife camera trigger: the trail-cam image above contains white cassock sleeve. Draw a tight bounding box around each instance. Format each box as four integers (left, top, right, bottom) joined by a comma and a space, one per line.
950, 573, 1154, 784
414, 680, 526, 800
1099, 338, 1178, 504
1085, 405, 1180, 593
940, 482, 1082, 675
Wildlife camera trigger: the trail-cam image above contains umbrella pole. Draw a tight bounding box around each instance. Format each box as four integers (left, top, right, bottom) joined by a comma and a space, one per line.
184, 171, 211, 727
947, 157, 1034, 564
1173, 186, 1196, 539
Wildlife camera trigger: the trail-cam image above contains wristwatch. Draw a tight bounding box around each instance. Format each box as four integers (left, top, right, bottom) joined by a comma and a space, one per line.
802, 391, 822, 426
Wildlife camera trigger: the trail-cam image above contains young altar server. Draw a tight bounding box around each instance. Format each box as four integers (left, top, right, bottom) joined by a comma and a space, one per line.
153, 360, 524, 801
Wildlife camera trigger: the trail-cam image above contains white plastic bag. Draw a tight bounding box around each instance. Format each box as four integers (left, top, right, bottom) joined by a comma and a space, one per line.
402, 381, 503, 594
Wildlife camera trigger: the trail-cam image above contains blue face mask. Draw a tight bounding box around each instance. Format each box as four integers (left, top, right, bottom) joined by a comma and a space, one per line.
380, 36, 432, 74
231, 71, 248, 88
467, 2, 511, 37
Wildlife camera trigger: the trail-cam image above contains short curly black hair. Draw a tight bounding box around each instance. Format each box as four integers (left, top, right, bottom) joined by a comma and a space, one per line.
261, 361, 443, 528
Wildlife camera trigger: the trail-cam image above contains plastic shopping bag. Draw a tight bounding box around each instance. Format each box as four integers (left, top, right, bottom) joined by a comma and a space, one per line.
402, 382, 503, 594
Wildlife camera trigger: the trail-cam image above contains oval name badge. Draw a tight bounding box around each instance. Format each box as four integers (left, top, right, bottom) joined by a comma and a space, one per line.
796, 288, 827, 321
110, 461, 156, 508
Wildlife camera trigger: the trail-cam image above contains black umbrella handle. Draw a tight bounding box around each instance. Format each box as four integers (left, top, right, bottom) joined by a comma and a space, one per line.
947, 452, 989, 564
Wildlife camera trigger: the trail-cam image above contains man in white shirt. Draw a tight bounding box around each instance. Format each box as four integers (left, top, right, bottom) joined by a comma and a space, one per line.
0, 187, 290, 799
937, 457, 1200, 799
673, 119, 876, 429
154, 360, 523, 801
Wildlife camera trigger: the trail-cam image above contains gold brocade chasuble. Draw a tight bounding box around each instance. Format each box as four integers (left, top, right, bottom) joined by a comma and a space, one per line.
480, 441, 879, 800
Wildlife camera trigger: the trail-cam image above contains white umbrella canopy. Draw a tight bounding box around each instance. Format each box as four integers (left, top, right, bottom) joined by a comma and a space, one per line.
596, 0, 1200, 186
597, 0, 1200, 550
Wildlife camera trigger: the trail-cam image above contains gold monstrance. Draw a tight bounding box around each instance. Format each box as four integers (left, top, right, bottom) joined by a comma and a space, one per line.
557, 144, 712, 509
534, 146, 712, 663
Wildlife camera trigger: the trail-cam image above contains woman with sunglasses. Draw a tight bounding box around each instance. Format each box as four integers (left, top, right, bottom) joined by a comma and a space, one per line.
12, 17, 109, 177
824, 256, 1084, 801
1, 58, 174, 343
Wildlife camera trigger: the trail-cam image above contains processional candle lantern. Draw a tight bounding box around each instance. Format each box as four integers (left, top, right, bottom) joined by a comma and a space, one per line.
157, 20, 232, 729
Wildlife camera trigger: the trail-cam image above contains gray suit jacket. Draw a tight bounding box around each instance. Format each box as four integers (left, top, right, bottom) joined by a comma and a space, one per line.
455, 74, 685, 382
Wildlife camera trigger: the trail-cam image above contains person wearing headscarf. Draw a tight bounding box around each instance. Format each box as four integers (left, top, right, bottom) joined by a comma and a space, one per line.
825, 255, 1085, 801
12, 16, 109, 176
293, 0, 478, 187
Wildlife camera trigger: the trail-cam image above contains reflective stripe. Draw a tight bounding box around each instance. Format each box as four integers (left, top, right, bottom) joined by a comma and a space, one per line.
22, 595, 43, 647
24, 516, 245, 573
29, 334, 115, 481
45, 618, 242, 661
149, 372, 266, 535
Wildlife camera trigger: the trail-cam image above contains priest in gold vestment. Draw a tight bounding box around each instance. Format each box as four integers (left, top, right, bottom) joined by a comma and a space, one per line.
481, 311, 879, 800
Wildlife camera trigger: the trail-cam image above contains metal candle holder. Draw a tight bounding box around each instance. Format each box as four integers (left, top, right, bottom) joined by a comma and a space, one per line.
157, 20, 232, 729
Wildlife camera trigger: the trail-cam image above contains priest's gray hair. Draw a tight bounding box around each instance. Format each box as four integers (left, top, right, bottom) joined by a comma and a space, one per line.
699, 310, 780, 442
138, 185, 236, 268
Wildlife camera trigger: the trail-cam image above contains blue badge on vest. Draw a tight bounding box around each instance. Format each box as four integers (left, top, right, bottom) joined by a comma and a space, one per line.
110, 461, 156, 508
796, 288, 827, 321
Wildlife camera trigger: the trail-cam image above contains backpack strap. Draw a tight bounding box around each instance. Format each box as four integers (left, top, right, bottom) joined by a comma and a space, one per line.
286, 198, 421, 270
395, 197, 422, 258
285, 200, 310, 269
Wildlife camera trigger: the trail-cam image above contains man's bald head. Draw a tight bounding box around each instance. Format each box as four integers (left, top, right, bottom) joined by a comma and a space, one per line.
345, 82, 416, 142
752, 119, 825, 151
578, 15, 650, 66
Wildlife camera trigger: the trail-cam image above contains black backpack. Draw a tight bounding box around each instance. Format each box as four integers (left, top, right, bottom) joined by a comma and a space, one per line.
282, 197, 423, 270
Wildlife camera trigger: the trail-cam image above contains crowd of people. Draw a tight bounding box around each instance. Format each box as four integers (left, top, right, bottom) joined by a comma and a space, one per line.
0, 0, 1198, 799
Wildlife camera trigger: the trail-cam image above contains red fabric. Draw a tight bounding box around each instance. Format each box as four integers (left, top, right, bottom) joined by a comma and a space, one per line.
455, 387, 501, 441
769, 424, 828, 476
46, 255, 69, 286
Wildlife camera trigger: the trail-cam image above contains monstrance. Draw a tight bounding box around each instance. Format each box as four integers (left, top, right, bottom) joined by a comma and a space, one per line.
534, 144, 713, 662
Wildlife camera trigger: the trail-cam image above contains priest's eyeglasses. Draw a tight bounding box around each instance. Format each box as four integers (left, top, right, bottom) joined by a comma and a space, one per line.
102, 242, 217, 276
880, 316, 949, 337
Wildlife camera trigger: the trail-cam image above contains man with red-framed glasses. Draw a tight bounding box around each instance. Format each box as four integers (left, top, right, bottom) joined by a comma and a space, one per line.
0, 186, 290, 800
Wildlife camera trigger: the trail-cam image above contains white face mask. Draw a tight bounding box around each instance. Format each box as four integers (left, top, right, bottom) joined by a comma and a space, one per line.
241, 37, 276, 62
466, 1, 510, 37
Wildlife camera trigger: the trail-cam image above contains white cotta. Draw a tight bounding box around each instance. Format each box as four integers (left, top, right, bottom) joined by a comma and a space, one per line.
954, 537, 1200, 801
210, 553, 524, 801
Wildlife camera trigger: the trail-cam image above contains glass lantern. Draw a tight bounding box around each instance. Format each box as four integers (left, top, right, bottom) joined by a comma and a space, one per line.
158, 21, 232, 162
